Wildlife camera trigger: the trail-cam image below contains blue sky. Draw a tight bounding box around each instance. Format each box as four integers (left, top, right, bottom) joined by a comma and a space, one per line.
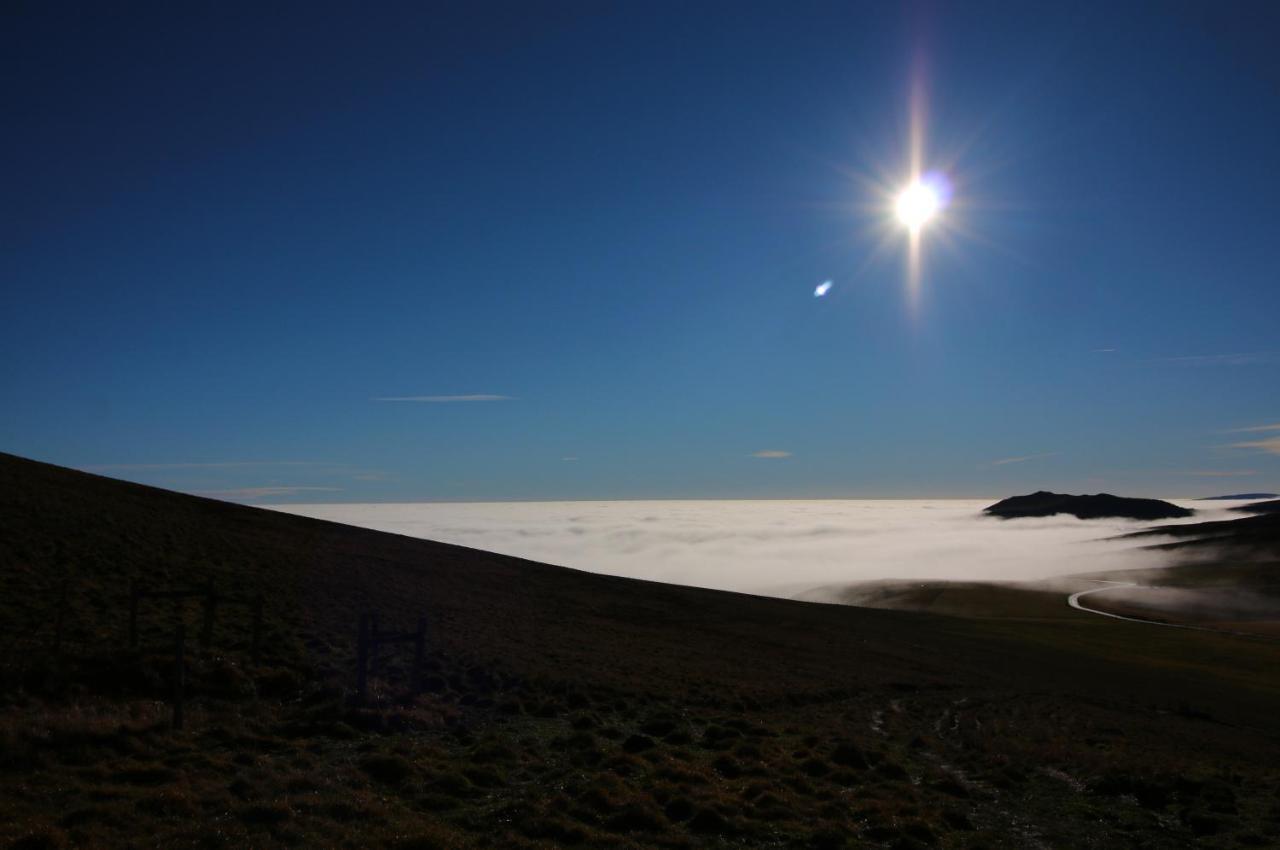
3, 1, 1278, 501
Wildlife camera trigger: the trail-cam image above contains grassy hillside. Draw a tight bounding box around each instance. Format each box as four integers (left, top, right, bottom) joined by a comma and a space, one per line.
3, 452, 1280, 849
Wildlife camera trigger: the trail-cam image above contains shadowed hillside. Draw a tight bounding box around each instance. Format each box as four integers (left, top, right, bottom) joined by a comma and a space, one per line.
3, 453, 1280, 849
1127, 511, 1280, 550
984, 491, 1192, 521
1198, 493, 1278, 501
1232, 499, 1280, 515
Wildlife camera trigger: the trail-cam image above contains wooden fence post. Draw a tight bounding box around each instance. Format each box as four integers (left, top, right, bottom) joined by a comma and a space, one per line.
412, 617, 426, 693
172, 621, 186, 730
128, 580, 140, 649
250, 596, 264, 664
355, 613, 371, 700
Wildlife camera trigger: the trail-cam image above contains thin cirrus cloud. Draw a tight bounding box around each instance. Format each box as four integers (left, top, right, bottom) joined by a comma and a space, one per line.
1152, 352, 1275, 366
750, 450, 792, 458
1223, 422, 1280, 456
86, 460, 321, 471
1227, 423, 1280, 433
373, 394, 511, 402
991, 452, 1058, 466
1228, 436, 1280, 456
1182, 469, 1257, 478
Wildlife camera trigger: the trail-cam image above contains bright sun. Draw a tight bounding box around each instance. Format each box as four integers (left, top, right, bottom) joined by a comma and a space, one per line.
894, 180, 940, 231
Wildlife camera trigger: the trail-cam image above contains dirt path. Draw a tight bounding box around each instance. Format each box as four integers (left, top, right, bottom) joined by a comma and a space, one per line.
1067, 581, 1231, 634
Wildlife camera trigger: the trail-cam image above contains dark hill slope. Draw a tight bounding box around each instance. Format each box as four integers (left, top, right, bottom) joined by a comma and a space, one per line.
1126, 510, 1280, 552
985, 490, 1192, 520
3, 453, 1280, 849
1198, 493, 1278, 500
1232, 498, 1280, 515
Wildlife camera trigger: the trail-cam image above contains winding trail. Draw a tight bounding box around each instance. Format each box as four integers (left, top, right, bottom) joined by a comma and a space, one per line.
1067, 581, 1218, 633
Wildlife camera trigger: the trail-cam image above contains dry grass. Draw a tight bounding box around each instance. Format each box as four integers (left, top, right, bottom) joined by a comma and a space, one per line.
3, 452, 1280, 848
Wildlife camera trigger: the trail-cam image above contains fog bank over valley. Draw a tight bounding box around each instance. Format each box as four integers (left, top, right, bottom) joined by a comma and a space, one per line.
268, 499, 1242, 598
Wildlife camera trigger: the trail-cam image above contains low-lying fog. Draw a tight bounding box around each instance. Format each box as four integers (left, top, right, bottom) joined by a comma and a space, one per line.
268, 499, 1246, 599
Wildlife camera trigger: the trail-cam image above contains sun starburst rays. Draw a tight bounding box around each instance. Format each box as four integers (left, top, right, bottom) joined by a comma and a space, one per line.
796, 57, 1002, 316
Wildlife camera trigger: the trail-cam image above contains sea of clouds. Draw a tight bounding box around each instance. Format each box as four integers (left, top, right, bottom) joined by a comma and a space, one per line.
267, 498, 1248, 599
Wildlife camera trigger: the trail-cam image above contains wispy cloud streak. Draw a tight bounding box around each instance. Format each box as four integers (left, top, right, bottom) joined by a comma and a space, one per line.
750, 450, 792, 458
1227, 423, 1280, 433
87, 461, 320, 471
991, 452, 1057, 466
1219, 422, 1280, 455
1228, 436, 1280, 456
1151, 352, 1275, 366
374, 395, 511, 402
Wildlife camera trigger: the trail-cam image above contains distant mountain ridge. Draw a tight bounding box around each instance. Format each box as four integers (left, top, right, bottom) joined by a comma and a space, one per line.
1197, 493, 1278, 500
985, 490, 1193, 520
1231, 499, 1280, 515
